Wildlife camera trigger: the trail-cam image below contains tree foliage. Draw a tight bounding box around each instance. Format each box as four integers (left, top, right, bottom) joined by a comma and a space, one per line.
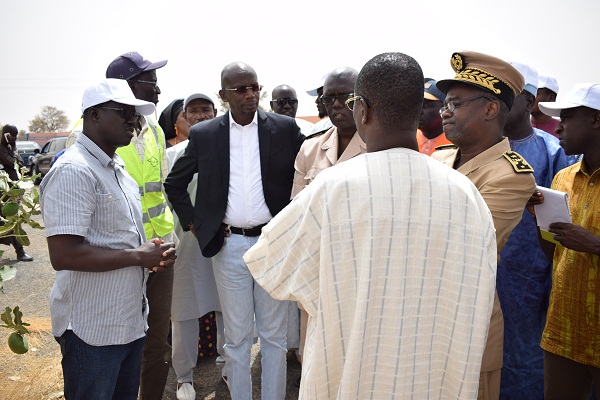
28, 106, 70, 133
0, 167, 43, 354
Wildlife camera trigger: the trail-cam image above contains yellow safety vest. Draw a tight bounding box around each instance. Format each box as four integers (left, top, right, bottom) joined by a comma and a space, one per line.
116, 117, 174, 239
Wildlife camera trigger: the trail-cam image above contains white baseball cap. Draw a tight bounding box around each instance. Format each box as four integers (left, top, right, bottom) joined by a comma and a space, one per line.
538, 73, 559, 94
81, 78, 155, 115
538, 83, 600, 117
509, 61, 538, 96
306, 70, 332, 96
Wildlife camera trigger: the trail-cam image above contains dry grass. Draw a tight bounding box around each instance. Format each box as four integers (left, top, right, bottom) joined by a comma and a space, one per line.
0, 316, 64, 400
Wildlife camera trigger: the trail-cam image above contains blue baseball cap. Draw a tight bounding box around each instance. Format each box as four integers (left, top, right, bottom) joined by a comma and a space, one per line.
424, 79, 446, 102
106, 51, 167, 80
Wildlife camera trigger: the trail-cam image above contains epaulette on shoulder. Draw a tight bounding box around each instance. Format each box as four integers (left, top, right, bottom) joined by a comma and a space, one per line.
304, 129, 328, 140
434, 144, 458, 151
503, 151, 534, 173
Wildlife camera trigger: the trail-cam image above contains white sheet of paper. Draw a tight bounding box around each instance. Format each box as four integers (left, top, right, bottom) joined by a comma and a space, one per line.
534, 186, 571, 243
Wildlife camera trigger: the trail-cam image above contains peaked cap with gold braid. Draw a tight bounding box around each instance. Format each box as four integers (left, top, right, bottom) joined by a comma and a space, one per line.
436, 51, 525, 110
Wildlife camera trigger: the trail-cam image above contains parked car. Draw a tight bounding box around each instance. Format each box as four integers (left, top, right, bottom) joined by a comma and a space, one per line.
29, 137, 67, 184
15, 141, 42, 174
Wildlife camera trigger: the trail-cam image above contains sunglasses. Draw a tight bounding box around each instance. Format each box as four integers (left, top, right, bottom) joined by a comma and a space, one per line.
273, 98, 298, 107
134, 80, 159, 89
98, 107, 140, 121
321, 93, 354, 106
223, 84, 263, 94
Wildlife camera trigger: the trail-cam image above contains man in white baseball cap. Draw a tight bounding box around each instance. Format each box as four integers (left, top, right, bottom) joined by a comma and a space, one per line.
531, 73, 560, 136
40, 78, 177, 400
498, 62, 573, 399
81, 78, 156, 114
306, 71, 334, 134
533, 82, 600, 399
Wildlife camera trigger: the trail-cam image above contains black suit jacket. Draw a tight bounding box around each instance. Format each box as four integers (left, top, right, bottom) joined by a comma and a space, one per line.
164, 110, 305, 257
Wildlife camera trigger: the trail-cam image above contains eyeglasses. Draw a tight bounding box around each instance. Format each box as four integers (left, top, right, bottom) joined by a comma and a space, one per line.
321, 93, 354, 106
134, 80, 159, 89
273, 98, 298, 107
98, 107, 140, 121
439, 94, 494, 115
223, 84, 263, 94
344, 95, 362, 111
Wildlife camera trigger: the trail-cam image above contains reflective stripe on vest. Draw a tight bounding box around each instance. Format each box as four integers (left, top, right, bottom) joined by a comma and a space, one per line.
139, 182, 163, 197
116, 117, 174, 239
142, 202, 168, 223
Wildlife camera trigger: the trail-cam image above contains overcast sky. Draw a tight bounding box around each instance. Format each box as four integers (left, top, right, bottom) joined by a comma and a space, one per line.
1, 0, 599, 132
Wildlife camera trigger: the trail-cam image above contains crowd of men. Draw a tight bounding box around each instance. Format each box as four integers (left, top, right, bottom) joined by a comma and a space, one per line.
23, 48, 599, 400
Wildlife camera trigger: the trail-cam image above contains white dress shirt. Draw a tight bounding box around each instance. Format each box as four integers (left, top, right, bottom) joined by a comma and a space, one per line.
224, 111, 272, 228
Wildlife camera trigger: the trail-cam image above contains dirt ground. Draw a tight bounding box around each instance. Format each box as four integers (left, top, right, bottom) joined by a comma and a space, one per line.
0, 211, 301, 400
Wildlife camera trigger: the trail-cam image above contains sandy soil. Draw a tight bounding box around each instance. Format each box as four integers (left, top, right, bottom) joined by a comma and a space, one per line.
0, 212, 301, 400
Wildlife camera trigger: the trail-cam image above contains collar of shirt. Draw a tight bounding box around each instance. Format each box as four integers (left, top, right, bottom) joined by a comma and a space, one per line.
225, 110, 271, 227
457, 137, 511, 174
572, 159, 600, 178
228, 110, 258, 129
133, 115, 149, 140
508, 129, 536, 147
78, 132, 125, 169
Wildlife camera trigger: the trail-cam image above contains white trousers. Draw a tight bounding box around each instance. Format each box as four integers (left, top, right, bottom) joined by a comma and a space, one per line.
171, 312, 225, 383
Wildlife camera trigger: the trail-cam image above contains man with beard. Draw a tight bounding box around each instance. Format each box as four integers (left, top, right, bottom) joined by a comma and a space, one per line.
306, 73, 334, 134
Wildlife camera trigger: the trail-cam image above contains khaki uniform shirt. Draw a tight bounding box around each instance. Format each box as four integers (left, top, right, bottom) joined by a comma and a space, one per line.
433, 137, 536, 371
291, 127, 366, 198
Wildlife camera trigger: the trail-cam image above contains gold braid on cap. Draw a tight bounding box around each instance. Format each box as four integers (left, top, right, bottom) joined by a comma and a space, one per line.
449, 52, 517, 109
454, 68, 503, 94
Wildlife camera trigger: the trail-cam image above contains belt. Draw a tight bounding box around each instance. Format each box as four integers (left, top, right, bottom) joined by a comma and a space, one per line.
229, 224, 266, 237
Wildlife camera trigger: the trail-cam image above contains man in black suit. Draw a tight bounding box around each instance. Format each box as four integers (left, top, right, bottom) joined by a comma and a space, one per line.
165, 61, 304, 399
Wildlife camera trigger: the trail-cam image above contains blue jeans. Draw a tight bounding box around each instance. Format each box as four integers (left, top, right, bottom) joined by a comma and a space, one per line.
212, 234, 288, 400
57, 330, 146, 400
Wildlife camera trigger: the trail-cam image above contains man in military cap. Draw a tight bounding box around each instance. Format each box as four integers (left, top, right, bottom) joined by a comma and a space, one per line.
432, 51, 536, 400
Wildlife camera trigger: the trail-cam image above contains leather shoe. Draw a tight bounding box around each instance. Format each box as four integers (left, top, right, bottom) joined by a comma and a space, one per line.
176, 382, 195, 400
17, 253, 33, 262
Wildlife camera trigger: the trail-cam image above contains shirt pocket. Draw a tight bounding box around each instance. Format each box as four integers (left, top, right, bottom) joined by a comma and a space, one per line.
94, 193, 133, 233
